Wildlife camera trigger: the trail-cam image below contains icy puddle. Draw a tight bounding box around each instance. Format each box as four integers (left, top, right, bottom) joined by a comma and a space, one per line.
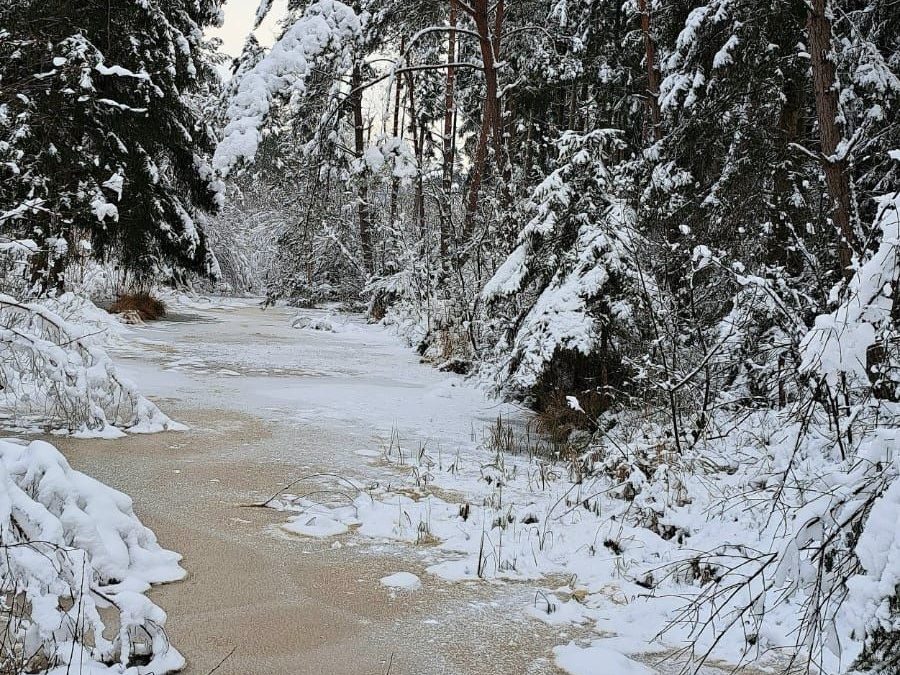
47, 298, 758, 675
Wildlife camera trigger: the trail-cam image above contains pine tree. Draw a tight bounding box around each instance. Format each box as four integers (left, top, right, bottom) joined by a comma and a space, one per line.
0, 0, 223, 293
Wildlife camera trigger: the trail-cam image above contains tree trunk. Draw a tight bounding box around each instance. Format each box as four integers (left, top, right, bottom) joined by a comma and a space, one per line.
389, 38, 405, 228
772, 64, 806, 276
807, 0, 855, 278
351, 65, 375, 275
440, 0, 458, 259
404, 68, 426, 230
464, 0, 503, 236
638, 0, 661, 143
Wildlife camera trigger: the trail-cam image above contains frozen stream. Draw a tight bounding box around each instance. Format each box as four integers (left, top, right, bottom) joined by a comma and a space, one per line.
49, 298, 571, 675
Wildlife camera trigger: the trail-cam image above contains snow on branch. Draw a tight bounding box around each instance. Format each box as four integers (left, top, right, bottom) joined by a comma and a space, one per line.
213, 0, 363, 176
0, 294, 184, 436
800, 190, 900, 387
0, 437, 185, 673
482, 129, 635, 392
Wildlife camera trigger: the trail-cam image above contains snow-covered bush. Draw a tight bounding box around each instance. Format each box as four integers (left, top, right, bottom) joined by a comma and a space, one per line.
663, 190, 900, 673
483, 130, 643, 412
0, 294, 182, 435
0, 437, 184, 673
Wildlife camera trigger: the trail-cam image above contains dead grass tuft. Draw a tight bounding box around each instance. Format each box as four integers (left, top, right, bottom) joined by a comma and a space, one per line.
109, 292, 167, 321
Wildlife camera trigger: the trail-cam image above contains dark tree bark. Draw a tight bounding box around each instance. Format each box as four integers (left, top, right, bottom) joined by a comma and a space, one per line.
351, 64, 375, 274
464, 0, 504, 236
772, 65, 806, 276
807, 0, 856, 278
404, 67, 426, 229
440, 0, 458, 259
638, 0, 661, 143
389, 38, 405, 228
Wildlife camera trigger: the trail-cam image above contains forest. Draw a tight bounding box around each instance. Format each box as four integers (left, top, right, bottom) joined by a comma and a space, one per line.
1, 0, 900, 673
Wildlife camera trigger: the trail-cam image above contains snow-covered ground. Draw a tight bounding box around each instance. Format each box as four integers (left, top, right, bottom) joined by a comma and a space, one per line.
41, 295, 789, 674
99, 296, 784, 674
115, 295, 524, 470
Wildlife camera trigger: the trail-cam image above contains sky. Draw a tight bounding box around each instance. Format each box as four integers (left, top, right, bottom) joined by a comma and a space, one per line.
209, 0, 287, 58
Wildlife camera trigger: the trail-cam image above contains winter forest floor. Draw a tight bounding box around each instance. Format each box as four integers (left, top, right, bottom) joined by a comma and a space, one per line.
41, 299, 759, 675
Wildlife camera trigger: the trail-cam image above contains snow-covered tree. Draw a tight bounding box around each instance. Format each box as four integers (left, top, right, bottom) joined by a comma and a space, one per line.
0, 0, 224, 293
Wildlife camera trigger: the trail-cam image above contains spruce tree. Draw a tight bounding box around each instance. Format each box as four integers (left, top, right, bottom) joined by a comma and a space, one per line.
0, 0, 223, 292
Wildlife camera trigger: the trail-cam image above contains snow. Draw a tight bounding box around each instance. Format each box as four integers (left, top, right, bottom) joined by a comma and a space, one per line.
85, 294, 900, 674
283, 513, 349, 537
554, 642, 656, 675
846, 470, 900, 645
379, 571, 422, 591
800, 190, 900, 386
95, 62, 152, 81
0, 437, 184, 673
281, 499, 355, 537
291, 312, 341, 331
712, 34, 739, 69
482, 242, 528, 299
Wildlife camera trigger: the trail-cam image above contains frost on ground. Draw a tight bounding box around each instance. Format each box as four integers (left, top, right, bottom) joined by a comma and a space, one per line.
0, 293, 184, 437
265, 263, 900, 675
0, 437, 184, 674
379, 572, 421, 591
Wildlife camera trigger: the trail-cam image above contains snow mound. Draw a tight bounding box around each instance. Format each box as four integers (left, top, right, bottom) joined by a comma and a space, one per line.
40, 292, 129, 346
553, 642, 656, 675
282, 513, 349, 538
0, 437, 185, 673
380, 571, 422, 591
291, 313, 339, 332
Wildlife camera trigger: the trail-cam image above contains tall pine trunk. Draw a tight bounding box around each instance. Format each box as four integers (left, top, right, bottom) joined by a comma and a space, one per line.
464, 0, 503, 236
389, 38, 405, 228
404, 68, 426, 229
351, 64, 375, 275
638, 0, 661, 143
807, 0, 855, 278
441, 0, 458, 259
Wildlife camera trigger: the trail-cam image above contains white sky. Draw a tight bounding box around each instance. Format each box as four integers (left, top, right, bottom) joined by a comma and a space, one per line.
209, 0, 287, 58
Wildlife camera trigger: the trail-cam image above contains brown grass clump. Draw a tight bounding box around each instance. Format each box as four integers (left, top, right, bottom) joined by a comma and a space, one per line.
109, 292, 167, 321
533, 389, 606, 444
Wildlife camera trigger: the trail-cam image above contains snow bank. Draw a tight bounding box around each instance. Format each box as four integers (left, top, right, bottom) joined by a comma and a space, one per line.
554, 642, 656, 675
0, 293, 184, 436
0, 437, 184, 673
266, 404, 880, 673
